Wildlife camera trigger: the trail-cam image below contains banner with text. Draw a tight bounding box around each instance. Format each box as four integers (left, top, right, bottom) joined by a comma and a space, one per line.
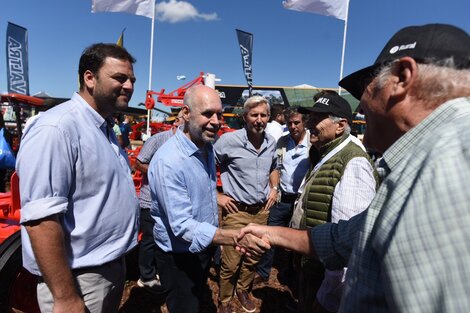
6, 22, 30, 95
236, 29, 253, 96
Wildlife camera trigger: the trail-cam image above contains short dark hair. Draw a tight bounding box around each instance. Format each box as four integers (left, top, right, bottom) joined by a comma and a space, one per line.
270, 104, 285, 121
284, 106, 307, 122
78, 43, 136, 90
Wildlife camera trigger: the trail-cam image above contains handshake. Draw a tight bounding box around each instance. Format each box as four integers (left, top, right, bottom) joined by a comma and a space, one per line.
233, 224, 274, 258
230, 224, 312, 259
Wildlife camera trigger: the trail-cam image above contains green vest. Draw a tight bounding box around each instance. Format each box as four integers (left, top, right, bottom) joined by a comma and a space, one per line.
301, 134, 378, 229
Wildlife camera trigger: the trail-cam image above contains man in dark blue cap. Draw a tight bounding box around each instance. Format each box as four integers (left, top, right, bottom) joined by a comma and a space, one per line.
238, 23, 470, 312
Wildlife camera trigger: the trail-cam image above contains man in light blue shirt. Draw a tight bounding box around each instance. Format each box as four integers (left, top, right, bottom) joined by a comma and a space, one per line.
17, 43, 139, 313
255, 106, 310, 283
149, 85, 269, 313
134, 111, 183, 290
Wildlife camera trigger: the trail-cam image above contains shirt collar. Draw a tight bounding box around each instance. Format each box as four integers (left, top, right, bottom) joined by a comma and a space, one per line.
175, 128, 212, 157
72, 92, 107, 129
299, 130, 310, 147
242, 127, 273, 150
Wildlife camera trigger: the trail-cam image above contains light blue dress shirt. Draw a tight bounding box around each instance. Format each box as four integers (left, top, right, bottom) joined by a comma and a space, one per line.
278, 133, 310, 194
149, 129, 218, 253
17, 93, 139, 276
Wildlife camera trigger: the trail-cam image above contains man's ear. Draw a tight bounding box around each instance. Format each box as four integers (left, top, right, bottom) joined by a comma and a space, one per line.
335, 119, 348, 136
391, 57, 417, 99
181, 105, 190, 122
83, 70, 95, 90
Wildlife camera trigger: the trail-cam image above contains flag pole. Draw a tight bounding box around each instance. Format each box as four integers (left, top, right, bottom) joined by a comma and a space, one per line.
146, 1, 156, 137
338, 0, 350, 95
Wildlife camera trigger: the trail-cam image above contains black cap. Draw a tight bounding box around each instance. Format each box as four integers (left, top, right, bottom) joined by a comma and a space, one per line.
339, 24, 470, 100
299, 93, 352, 124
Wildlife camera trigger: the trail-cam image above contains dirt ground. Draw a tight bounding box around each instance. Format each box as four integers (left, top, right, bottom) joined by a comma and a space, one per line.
119, 249, 298, 313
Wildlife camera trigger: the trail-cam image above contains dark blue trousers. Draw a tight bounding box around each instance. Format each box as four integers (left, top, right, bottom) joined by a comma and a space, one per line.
138, 208, 158, 281
156, 245, 216, 313
256, 194, 296, 280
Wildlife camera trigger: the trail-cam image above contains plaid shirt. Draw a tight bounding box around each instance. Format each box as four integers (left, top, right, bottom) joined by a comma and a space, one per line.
311, 97, 470, 313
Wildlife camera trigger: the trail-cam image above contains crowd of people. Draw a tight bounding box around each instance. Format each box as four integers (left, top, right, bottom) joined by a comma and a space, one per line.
16, 22, 470, 313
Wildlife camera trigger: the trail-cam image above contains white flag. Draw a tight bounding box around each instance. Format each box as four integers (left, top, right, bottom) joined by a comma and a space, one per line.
92, 0, 155, 19
282, 0, 349, 21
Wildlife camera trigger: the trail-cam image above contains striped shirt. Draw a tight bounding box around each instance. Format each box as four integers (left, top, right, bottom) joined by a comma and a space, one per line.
137, 129, 173, 209
311, 97, 470, 312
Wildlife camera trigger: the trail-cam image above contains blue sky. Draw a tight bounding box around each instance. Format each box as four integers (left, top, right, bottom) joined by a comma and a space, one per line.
1, 0, 469, 113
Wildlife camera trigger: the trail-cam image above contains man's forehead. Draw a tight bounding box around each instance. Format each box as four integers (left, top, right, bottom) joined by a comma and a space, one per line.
197, 99, 222, 112
247, 103, 269, 113
288, 113, 303, 121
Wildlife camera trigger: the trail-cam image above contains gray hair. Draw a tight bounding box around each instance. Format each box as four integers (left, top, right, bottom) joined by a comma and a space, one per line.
329, 115, 351, 135
243, 95, 270, 115
375, 58, 470, 107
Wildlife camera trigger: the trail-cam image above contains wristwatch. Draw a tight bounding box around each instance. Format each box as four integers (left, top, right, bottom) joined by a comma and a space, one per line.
272, 186, 280, 192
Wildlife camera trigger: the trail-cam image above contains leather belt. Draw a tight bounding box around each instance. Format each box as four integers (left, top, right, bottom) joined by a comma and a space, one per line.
281, 192, 298, 204
235, 202, 265, 214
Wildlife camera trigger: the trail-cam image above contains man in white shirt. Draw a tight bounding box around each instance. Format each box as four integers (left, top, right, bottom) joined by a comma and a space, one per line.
265, 103, 287, 141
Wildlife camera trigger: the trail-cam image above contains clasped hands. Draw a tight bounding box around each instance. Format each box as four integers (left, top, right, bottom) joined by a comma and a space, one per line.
234, 223, 272, 258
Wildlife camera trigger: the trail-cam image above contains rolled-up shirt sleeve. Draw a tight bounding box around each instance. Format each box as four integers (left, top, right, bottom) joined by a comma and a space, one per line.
311, 210, 367, 270
18, 125, 74, 223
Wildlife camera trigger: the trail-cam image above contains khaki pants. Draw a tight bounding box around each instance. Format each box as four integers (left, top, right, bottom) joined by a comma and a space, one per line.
37, 257, 126, 313
219, 210, 269, 302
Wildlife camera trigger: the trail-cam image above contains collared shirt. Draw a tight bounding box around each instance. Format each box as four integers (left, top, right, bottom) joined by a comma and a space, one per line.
278, 132, 310, 194
149, 129, 218, 253
137, 129, 173, 209
17, 93, 139, 276
311, 97, 470, 312
330, 156, 376, 223
214, 128, 277, 205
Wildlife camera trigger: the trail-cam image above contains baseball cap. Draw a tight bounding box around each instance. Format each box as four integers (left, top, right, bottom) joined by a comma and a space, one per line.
339, 24, 470, 100
299, 93, 352, 124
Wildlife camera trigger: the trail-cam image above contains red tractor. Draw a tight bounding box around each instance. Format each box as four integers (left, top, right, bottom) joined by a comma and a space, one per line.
0, 93, 45, 312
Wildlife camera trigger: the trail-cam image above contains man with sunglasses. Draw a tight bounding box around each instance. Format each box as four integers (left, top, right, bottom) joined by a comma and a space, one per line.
238, 23, 470, 312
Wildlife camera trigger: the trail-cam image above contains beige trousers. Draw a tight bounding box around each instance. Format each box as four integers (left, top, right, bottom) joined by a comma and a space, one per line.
219, 210, 268, 302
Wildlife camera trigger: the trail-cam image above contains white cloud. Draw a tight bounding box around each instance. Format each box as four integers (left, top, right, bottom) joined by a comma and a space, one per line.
155, 0, 218, 23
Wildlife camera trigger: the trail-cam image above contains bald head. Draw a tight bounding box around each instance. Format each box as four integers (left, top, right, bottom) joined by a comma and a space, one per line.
182, 85, 223, 148
184, 85, 220, 111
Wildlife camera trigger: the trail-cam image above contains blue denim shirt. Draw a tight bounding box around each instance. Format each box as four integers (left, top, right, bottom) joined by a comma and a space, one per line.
17, 93, 139, 276
149, 129, 218, 253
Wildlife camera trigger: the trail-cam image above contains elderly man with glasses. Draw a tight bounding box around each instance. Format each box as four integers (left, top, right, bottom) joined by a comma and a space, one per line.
291, 91, 378, 313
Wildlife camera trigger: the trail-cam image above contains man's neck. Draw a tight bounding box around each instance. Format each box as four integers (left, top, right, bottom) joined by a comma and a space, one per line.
183, 129, 206, 149
246, 130, 264, 150
292, 131, 306, 145
79, 91, 112, 119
